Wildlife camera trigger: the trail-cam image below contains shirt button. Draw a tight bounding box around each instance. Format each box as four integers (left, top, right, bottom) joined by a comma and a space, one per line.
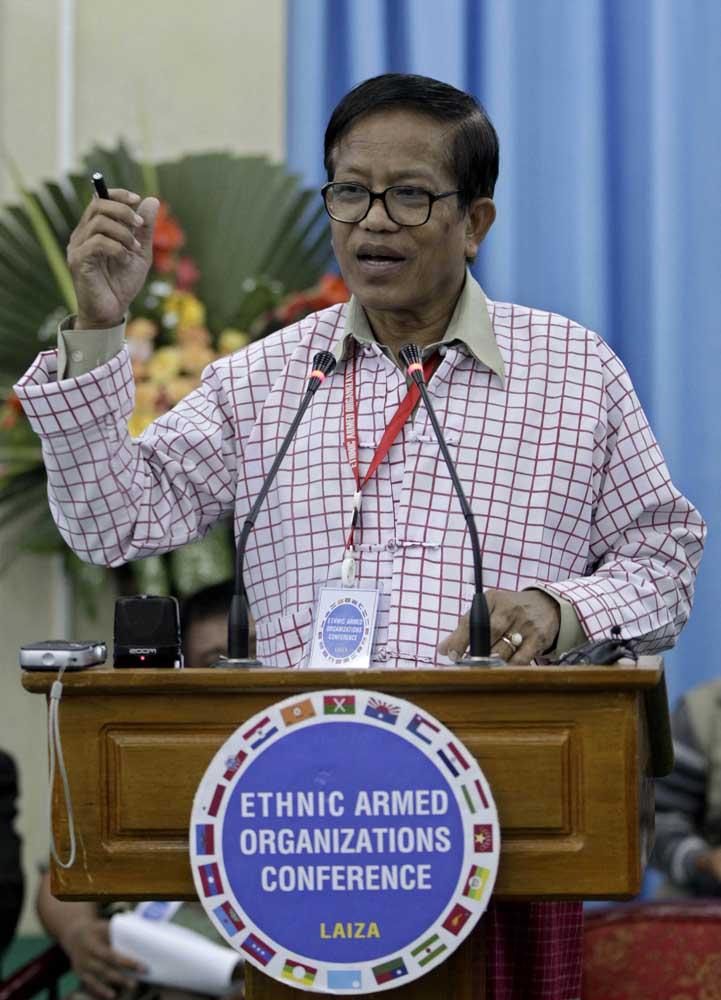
71, 350, 84, 363
376, 649, 388, 662
386, 539, 397, 552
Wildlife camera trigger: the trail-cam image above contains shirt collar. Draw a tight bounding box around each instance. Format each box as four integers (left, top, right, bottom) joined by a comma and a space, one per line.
331, 270, 505, 384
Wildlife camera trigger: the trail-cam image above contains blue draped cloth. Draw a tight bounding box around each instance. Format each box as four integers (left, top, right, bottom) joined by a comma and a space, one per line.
286, 0, 721, 706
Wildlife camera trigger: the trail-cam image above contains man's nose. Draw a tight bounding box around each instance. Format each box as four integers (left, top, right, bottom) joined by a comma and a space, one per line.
360, 197, 399, 231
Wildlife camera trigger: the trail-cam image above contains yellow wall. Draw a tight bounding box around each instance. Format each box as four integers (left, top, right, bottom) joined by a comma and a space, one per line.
0, 0, 286, 935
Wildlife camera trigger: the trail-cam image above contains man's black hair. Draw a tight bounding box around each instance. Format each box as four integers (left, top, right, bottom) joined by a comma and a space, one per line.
324, 73, 499, 209
180, 579, 234, 656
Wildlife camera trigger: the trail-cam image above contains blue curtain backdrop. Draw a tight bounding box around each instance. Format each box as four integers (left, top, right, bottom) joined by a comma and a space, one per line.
286, 0, 721, 708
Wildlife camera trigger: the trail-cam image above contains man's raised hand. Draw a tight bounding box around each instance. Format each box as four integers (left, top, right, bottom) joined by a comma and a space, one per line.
67, 188, 159, 329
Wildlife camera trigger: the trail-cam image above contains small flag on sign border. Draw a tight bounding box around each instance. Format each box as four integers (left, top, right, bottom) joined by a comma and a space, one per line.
443, 902, 472, 935
280, 697, 316, 727
281, 959, 318, 986
242, 716, 278, 749
463, 864, 490, 901
213, 900, 244, 936
447, 741, 471, 771
207, 783, 225, 817
195, 823, 214, 855
474, 823, 493, 852
223, 749, 248, 781
327, 969, 363, 990
437, 747, 459, 777
406, 712, 441, 744
372, 955, 408, 984
365, 697, 400, 725
241, 932, 276, 966
323, 694, 355, 715
461, 784, 476, 814
411, 933, 447, 967
475, 777, 489, 808
198, 862, 223, 898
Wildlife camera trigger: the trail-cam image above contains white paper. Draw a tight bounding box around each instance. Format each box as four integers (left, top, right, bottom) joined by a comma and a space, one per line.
134, 900, 183, 921
307, 586, 380, 669
110, 912, 240, 996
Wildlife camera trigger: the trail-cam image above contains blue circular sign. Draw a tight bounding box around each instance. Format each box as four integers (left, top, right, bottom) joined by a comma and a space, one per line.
190, 690, 499, 994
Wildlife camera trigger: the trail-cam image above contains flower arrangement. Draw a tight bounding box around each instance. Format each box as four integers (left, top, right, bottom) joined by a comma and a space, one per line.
0, 144, 347, 609
122, 206, 347, 438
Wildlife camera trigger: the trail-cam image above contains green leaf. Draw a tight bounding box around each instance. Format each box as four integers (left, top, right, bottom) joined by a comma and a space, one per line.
64, 550, 109, 619
4, 157, 77, 312
22, 515, 66, 553
0, 506, 60, 572
129, 555, 171, 595
0, 467, 46, 505
168, 520, 234, 596
0, 492, 48, 536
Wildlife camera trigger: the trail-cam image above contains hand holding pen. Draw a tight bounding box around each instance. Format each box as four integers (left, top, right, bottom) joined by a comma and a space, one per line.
66, 171, 160, 330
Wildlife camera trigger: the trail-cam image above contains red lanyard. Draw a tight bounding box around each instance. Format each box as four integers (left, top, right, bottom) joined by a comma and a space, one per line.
342, 341, 441, 556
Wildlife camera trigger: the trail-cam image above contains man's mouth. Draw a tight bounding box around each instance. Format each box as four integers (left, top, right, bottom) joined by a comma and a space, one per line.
355, 244, 407, 268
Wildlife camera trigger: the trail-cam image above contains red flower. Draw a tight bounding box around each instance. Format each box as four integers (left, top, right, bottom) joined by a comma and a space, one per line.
278, 292, 315, 323
0, 393, 23, 430
152, 201, 185, 270
317, 273, 349, 305
153, 249, 176, 273
175, 255, 200, 291
276, 274, 349, 323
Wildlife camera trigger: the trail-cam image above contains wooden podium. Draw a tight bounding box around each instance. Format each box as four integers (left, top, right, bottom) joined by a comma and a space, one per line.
23, 660, 671, 999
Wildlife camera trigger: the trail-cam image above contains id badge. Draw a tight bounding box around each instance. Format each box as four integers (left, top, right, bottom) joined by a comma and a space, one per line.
307, 586, 380, 669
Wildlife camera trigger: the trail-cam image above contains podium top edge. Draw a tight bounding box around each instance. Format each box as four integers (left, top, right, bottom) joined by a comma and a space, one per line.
21, 657, 664, 695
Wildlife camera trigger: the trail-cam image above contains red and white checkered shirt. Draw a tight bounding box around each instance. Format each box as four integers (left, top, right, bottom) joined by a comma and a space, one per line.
15, 294, 704, 670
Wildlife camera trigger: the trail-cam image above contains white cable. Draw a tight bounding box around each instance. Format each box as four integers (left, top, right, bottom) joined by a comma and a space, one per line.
48, 665, 77, 869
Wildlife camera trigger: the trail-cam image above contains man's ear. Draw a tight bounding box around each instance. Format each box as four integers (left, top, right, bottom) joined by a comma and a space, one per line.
464, 197, 496, 260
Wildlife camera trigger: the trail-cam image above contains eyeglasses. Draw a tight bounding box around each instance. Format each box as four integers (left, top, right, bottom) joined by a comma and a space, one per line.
321, 182, 459, 227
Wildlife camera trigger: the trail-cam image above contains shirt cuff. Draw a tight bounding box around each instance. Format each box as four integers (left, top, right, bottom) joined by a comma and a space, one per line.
525, 588, 587, 656
57, 315, 126, 379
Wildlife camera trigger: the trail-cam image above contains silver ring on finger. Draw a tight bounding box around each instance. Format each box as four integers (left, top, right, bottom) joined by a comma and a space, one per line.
498, 635, 517, 656
500, 631, 523, 655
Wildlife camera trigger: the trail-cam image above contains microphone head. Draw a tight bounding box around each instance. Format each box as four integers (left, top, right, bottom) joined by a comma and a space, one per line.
399, 343, 422, 368
311, 351, 337, 377
307, 350, 337, 392
399, 343, 424, 381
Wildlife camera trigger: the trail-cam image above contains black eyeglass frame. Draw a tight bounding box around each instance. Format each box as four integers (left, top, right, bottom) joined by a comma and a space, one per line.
320, 182, 460, 227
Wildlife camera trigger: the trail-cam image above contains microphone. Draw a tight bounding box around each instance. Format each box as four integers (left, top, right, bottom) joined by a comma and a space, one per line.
215, 350, 337, 668
399, 344, 501, 667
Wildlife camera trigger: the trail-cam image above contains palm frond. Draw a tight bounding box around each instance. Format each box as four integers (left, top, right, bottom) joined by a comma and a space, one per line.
0, 142, 334, 610
4, 157, 76, 311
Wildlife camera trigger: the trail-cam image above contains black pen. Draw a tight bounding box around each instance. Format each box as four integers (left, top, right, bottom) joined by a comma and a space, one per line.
91, 171, 109, 199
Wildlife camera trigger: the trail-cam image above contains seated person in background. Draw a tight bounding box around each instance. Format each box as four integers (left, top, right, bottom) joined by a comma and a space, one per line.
36, 876, 143, 1000
36, 582, 242, 999
653, 678, 721, 896
0, 750, 24, 970
181, 579, 254, 666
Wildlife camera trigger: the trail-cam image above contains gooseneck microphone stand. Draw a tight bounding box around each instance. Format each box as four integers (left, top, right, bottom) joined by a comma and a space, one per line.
215, 351, 337, 668
399, 344, 501, 666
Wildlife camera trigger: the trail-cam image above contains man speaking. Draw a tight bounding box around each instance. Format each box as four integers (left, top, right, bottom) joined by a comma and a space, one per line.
15, 74, 705, 997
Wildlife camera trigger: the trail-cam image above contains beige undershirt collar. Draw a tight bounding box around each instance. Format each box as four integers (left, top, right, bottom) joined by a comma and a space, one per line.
332, 270, 505, 384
